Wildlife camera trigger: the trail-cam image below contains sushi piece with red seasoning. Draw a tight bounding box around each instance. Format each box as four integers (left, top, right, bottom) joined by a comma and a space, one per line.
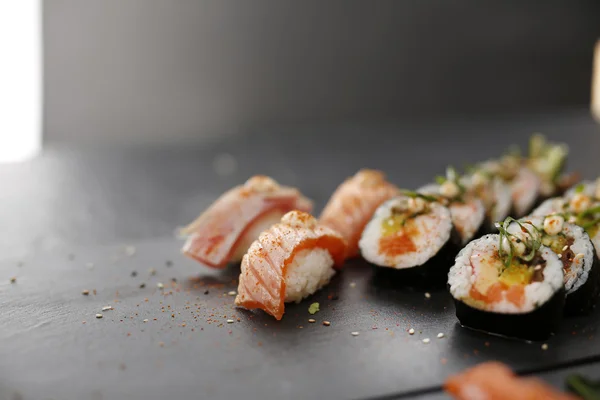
319, 169, 400, 259
181, 176, 312, 268
235, 211, 347, 320
445, 362, 578, 400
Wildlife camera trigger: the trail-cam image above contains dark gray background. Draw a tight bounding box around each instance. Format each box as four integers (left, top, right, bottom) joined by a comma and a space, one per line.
44, 0, 600, 144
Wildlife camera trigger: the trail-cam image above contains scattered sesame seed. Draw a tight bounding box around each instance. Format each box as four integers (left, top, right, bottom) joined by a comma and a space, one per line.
143, 319, 149, 323
437, 333, 445, 339
422, 338, 430, 344
349, 282, 356, 288
228, 291, 237, 296
96, 314, 103, 319
409, 328, 415, 335
102, 306, 113, 311
125, 246, 136, 256
323, 321, 331, 326
10, 277, 16, 283
562, 245, 569, 252
157, 283, 164, 289
534, 265, 542, 270
149, 268, 156, 276
82, 290, 90, 295
558, 253, 562, 259
227, 319, 234, 324
541, 343, 548, 350
351, 331, 359, 336
139, 283, 146, 289
425, 292, 431, 299
308, 319, 316, 323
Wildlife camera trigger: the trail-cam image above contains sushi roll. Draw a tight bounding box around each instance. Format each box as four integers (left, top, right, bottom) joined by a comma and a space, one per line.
479, 152, 542, 218
235, 211, 346, 320
527, 133, 569, 198
359, 192, 460, 282
181, 175, 312, 268
462, 170, 512, 233
319, 169, 400, 259
525, 215, 599, 315
533, 194, 600, 260
448, 218, 565, 340
419, 167, 486, 245
445, 362, 578, 400
564, 178, 600, 200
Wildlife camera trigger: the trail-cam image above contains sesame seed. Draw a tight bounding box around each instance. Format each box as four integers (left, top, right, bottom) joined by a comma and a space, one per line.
422, 338, 430, 344
425, 292, 431, 298
562, 245, 569, 252
308, 319, 316, 323
10, 277, 16, 283
157, 283, 164, 289
227, 319, 234, 324
558, 253, 562, 259
149, 268, 156, 276
437, 333, 445, 339
351, 332, 359, 336
143, 319, 149, 323
82, 290, 90, 295
349, 282, 356, 288
408, 328, 415, 335
323, 321, 331, 326
96, 313, 103, 319
534, 265, 542, 270
541, 343, 548, 350
102, 306, 113, 311
125, 246, 136, 256
228, 291, 237, 296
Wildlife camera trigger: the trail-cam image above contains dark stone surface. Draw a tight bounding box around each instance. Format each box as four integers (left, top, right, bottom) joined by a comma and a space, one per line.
2, 110, 600, 399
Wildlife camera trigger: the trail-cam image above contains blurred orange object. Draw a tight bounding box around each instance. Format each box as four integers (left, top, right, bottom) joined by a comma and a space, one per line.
444, 362, 578, 400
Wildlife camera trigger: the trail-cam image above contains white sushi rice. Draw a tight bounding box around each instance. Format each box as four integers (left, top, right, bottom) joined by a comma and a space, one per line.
511, 167, 542, 217
448, 234, 563, 313
564, 180, 595, 199
524, 216, 594, 295
531, 197, 565, 217
230, 210, 284, 262
359, 196, 453, 269
284, 248, 335, 303
418, 183, 485, 244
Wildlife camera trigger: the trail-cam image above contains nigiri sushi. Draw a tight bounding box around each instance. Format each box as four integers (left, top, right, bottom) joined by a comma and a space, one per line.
319, 169, 400, 259
235, 211, 347, 320
419, 167, 485, 245
445, 362, 578, 400
181, 176, 312, 268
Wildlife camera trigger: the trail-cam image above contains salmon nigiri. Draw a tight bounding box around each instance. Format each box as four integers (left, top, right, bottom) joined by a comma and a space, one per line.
319, 169, 400, 259
445, 362, 577, 400
181, 176, 312, 268
235, 211, 347, 320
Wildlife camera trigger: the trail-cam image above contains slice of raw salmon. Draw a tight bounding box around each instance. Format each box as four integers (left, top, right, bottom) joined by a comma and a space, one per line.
181, 176, 312, 268
320, 169, 400, 259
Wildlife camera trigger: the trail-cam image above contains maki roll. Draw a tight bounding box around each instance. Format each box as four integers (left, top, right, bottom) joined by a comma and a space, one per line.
527, 133, 569, 198
480, 153, 542, 218
564, 178, 600, 200
319, 169, 400, 259
525, 215, 599, 315
532, 194, 600, 260
181, 175, 312, 268
448, 218, 564, 340
461, 169, 512, 234
235, 211, 346, 320
359, 192, 460, 282
419, 167, 486, 245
